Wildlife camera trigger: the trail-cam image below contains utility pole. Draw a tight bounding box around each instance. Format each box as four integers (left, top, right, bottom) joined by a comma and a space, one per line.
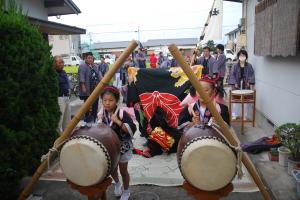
137, 26, 140, 42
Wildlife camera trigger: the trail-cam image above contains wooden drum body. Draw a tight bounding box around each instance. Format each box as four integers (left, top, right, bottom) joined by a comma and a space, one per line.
177, 124, 237, 191
60, 126, 120, 186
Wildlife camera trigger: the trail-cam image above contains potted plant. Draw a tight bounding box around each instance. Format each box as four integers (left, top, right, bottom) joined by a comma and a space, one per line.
268, 148, 279, 161
276, 123, 300, 174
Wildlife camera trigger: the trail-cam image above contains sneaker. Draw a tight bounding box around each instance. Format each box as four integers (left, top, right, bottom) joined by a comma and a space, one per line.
114, 182, 122, 197
232, 115, 238, 120
231, 113, 238, 120
120, 190, 130, 200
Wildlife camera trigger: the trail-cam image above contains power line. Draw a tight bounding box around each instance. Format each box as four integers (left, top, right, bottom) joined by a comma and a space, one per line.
81, 25, 237, 36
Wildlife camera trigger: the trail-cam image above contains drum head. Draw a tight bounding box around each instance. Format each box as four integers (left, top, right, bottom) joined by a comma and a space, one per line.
60, 136, 110, 186
180, 138, 237, 191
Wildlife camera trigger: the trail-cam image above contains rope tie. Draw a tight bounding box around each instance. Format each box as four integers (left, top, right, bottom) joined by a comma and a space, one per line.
235, 146, 244, 179
211, 123, 244, 179
40, 140, 66, 171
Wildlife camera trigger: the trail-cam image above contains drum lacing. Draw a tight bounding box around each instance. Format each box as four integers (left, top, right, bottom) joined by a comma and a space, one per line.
213, 125, 244, 179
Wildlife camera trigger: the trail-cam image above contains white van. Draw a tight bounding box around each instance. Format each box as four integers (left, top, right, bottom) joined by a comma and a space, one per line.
224, 49, 236, 62
62, 55, 82, 66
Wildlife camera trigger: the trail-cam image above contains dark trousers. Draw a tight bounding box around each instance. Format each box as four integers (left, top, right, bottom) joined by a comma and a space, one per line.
217, 77, 224, 89
81, 96, 99, 123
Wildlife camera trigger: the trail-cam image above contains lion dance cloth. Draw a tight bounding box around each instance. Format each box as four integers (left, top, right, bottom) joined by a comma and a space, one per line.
127, 66, 202, 157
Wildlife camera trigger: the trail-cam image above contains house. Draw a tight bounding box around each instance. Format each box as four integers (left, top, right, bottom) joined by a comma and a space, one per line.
3, 0, 86, 39
243, 0, 300, 125
92, 41, 132, 58
92, 38, 198, 58
49, 34, 82, 57
225, 24, 246, 54
143, 38, 198, 56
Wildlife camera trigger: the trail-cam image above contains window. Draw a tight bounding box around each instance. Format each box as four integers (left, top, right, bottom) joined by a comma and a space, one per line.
59, 35, 63, 40
72, 57, 76, 61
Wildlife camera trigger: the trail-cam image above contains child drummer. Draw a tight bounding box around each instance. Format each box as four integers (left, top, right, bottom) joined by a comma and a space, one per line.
98, 86, 136, 200
178, 77, 230, 132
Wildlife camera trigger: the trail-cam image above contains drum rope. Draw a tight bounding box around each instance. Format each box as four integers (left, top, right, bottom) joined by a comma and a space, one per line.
40, 140, 67, 171
213, 123, 244, 179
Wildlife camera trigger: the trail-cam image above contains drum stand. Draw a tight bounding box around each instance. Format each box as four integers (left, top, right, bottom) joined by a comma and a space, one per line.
67, 177, 112, 200
182, 181, 233, 200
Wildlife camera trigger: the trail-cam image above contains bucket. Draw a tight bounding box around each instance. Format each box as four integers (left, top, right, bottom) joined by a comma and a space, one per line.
292, 170, 300, 199
278, 146, 291, 167
288, 158, 300, 175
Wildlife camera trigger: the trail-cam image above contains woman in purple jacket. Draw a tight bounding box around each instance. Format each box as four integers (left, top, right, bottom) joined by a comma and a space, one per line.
228, 49, 255, 120
228, 49, 255, 90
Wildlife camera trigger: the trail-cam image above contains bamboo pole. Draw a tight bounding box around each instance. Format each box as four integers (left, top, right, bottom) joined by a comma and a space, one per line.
18, 40, 138, 200
168, 44, 272, 200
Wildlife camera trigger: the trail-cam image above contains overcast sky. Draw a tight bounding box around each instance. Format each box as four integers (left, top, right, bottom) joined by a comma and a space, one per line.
49, 0, 242, 43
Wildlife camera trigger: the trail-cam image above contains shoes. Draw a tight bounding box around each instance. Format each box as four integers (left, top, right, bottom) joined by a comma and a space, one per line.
231, 113, 238, 120
114, 182, 122, 197
120, 190, 130, 200
232, 115, 238, 120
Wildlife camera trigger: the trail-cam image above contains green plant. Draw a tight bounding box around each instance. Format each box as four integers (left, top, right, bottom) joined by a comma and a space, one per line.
0, 2, 60, 199
275, 123, 300, 161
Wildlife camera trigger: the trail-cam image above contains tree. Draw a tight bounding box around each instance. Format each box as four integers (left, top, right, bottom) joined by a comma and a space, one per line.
0, 2, 60, 199
206, 40, 217, 53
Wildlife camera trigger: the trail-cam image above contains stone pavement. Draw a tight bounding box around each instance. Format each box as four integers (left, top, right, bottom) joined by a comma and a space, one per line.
22, 98, 298, 200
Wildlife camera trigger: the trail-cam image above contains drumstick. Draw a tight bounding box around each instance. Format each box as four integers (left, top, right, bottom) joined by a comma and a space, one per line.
168, 44, 272, 200
109, 106, 120, 126
18, 40, 138, 200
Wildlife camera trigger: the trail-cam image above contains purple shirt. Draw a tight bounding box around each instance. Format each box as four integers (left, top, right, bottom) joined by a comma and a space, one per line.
228, 62, 255, 86
214, 52, 227, 77
136, 53, 146, 68
196, 56, 217, 77
78, 63, 102, 96
57, 70, 70, 96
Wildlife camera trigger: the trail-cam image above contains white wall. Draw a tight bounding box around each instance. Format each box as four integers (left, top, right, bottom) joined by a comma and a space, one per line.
49, 35, 81, 56
246, 0, 300, 125
49, 35, 71, 56
17, 0, 48, 20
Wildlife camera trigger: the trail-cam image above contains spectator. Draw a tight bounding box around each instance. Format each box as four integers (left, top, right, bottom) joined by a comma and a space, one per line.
78, 52, 102, 123
120, 56, 135, 103
228, 49, 255, 120
157, 52, 165, 67
98, 56, 109, 77
195, 46, 217, 78
214, 44, 227, 88
171, 48, 185, 67
149, 53, 157, 69
135, 48, 146, 68
228, 49, 255, 90
54, 56, 71, 133
159, 58, 171, 69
